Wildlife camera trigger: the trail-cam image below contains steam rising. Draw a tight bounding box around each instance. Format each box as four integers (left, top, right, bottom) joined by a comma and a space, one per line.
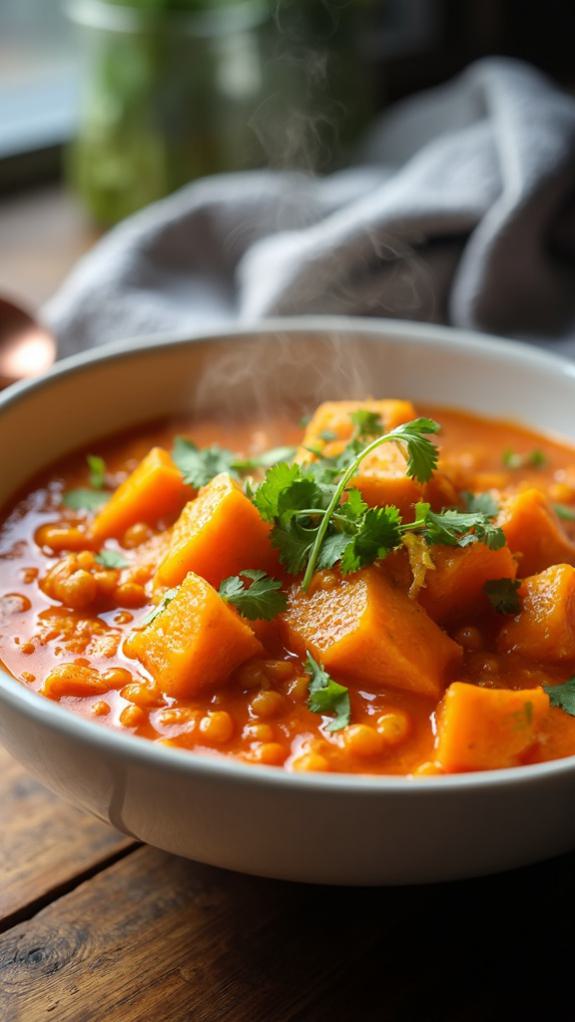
192, 330, 378, 424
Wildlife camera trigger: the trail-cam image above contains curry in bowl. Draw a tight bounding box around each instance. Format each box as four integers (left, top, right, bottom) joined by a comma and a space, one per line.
2, 397, 575, 777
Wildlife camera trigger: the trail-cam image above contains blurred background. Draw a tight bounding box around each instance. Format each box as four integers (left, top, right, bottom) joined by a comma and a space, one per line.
1, 0, 574, 305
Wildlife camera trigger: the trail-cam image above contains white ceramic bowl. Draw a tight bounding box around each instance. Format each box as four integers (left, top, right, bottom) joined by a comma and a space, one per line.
2, 317, 575, 886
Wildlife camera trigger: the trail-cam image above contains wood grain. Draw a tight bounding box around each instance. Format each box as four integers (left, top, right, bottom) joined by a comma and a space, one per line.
1, 840, 573, 1022
0, 747, 134, 930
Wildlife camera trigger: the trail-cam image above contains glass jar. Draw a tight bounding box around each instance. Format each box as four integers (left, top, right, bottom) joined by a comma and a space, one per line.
67, 0, 377, 225
68, 0, 270, 224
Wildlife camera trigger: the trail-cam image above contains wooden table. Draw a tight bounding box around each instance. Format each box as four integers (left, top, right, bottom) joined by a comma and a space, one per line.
1, 185, 573, 1021
1, 736, 574, 1022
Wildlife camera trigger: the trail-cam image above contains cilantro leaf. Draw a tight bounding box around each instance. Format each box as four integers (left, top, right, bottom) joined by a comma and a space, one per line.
422, 508, 505, 550
544, 677, 575, 716
172, 437, 236, 488
251, 463, 308, 523
316, 532, 351, 570
219, 570, 287, 620
484, 578, 522, 614
340, 506, 402, 574
305, 651, 351, 731
62, 488, 109, 512
385, 417, 440, 484
319, 429, 338, 442
87, 454, 106, 490
502, 449, 547, 470
95, 549, 128, 569
142, 587, 179, 626
554, 503, 575, 522
272, 520, 317, 574
350, 409, 383, 438
231, 446, 296, 473
462, 491, 499, 517
340, 488, 368, 519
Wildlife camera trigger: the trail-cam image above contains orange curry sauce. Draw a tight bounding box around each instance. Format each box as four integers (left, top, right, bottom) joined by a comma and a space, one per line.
2, 404, 575, 776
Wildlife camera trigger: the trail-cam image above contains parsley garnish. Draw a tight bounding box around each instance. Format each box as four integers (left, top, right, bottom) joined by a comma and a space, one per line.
502, 449, 547, 470
319, 429, 338, 443
554, 503, 575, 522
305, 652, 350, 731
172, 437, 294, 488
142, 587, 179, 626
544, 677, 575, 716
87, 454, 106, 490
484, 578, 522, 614
219, 570, 287, 620
95, 549, 128, 569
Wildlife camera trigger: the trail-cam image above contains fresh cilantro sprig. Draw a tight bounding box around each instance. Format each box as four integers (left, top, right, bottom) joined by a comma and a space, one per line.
62, 489, 109, 512
219, 570, 287, 620
554, 503, 575, 523
251, 416, 508, 588
87, 454, 106, 490
502, 449, 547, 470
462, 491, 500, 517
544, 677, 575, 716
95, 549, 129, 569
62, 455, 109, 511
305, 652, 350, 731
484, 578, 522, 614
172, 437, 295, 488
418, 504, 505, 550
142, 587, 179, 626
350, 409, 384, 439
298, 417, 440, 588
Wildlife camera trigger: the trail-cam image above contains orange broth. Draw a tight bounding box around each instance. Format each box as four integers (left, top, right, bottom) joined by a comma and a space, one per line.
2, 403, 575, 776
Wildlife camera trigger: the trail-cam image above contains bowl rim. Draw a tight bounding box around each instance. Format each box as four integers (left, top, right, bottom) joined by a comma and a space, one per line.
3, 313, 575, 796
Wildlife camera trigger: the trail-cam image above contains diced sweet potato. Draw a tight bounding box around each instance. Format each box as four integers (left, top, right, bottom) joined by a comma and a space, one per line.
299, 399, 417, 462
497, 564, 575, 662
436, 681, 549, 772
282, 567, 461, 699
418, 543, 517, 625
124, 572, 263, 698
155, 472, 278, 589
298, 398, 455, 518
91, 448, 189, 541
499, 488, 575, 576
354, 450, 458, 518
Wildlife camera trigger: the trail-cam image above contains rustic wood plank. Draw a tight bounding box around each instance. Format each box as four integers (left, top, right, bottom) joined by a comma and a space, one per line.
1, 840, 574, 1022
0, 747, 135, 928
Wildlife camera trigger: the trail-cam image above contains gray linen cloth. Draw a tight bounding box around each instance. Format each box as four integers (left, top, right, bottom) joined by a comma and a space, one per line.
45, 57, 575, 358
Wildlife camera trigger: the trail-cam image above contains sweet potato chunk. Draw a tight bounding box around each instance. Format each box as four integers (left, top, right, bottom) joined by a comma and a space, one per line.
282, 567, 461, 699
499, 488, 575, 576
91, 447, 189, 541
436, 682, 549, 772
497, 564, 575, 662
124, 572, 262, 698
419, 543, 517, 625
299, 399, 417, 460
298, 398, 455, 517
155, 473, 277, 589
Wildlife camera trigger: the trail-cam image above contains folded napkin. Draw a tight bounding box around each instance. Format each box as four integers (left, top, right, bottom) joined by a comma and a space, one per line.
46, 57, 575, 358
